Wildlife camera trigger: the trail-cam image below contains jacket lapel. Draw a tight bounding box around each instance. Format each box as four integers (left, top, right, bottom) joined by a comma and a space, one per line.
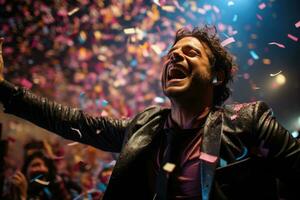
112, 110, 167, 177
200, 109, 223, 200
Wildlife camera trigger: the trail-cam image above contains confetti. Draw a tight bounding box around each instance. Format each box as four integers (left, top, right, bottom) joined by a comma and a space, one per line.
30, 174, 43, 183
227, 1, 235, 6
287, 34, 299, 42
123, 28, 136, 35
250, 50, 259, 60
232, 14, 238, 22
152, 0, 161, 7
199, 152, 218, 163
258, 3, 266, 10
67, 7, 79, 16
270, 70, 282, 77
35, 178, 50, 186
151, 44, 162, 55
163, 162, 176, 173
268, 42, 285, 48
256, 14, 263, 21
221, 37, 235, 47
295, 21, 300, 28
162, 6, 176, 12
67, 142, 79, 146
70, 128, 82, 138
230, 114, 238, 120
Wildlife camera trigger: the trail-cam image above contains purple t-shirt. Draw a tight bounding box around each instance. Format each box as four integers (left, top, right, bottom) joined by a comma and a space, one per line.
147, 116, 204, 199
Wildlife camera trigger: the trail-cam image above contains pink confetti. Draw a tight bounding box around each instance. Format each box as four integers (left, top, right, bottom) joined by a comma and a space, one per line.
256, 14, 263, 21
230, 114, 237, 120
199, 152, 218, 163
20, 78, 33, 89
287, 34, 299, 42
221, 37, 235, 47
258, 3, 266, 10
295, 21, 300, 28
234, 104, 243, 112
268, 42, 286, 48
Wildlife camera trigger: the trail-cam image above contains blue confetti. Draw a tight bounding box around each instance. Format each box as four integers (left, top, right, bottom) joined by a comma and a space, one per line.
233, 14, 238, 22
236, 147, 248, 160
30, 174, 43, 183
101, 99, 109, 107
250, 50, 259, 60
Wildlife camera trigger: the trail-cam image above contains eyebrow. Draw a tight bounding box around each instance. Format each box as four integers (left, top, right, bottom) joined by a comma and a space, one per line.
168, 44, 201, 55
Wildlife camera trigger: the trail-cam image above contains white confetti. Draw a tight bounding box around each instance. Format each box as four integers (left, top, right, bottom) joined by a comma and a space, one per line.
67, 142, 79, 146
35, 179, 50, 186
270, 70, 282, 77
71, 127, 82, 138
68, 7, 79, 16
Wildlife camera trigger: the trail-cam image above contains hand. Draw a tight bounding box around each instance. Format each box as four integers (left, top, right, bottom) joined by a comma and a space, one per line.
11, 171, 28, 200
0, 37, 4, 82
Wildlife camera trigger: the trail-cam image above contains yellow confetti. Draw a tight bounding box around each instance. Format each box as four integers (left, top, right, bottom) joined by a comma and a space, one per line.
163, 162, 176, 173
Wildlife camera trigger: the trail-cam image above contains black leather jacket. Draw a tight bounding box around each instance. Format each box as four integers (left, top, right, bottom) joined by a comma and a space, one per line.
1, 80, 300, 200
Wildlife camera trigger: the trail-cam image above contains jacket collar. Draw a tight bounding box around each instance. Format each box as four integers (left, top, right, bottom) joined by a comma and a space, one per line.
200, 108, 223, 200
110, 106, 223, 200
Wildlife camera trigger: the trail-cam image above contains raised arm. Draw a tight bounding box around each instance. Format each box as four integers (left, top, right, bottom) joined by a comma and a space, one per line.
0, 38, 129, 153
253, 102, 300, 188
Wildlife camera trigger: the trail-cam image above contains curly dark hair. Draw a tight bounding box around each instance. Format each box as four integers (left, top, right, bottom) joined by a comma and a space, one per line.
171, 26, 237, 106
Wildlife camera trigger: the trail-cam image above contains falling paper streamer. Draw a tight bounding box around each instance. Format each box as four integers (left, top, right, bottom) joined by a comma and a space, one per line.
152, 0, 161, 6
71, 128, 82, 138
287, 34, 298, 42
163, 162, 176, 173
250, 51, 259, 60
295, 21, 300, 28
230, 114, 238, 120
199, 152, 218, 163
68, 7, 79, 16
258, 3, 266, 10
123, 28, 136, 35
30, 174, 43, 183
67, 142, 79, 146
270, 70, 282, 77
35, 179, 50, 186
221, 37, 235, 47
268, 42, 285, 48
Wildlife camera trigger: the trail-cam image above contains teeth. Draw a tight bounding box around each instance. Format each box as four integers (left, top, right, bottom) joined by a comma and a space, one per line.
168, 67, 187, 79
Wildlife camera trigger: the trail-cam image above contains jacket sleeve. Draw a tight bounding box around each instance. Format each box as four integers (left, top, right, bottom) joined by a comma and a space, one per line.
0, 80, 129, 153
252, 101, 300, 181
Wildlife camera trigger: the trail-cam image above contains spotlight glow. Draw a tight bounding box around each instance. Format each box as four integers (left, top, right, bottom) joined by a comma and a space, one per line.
275, 74, 286, 85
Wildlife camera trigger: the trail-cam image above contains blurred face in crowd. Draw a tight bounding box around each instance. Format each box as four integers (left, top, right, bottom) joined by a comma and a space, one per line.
26, 157, 49, 180
162, 36, 214, 100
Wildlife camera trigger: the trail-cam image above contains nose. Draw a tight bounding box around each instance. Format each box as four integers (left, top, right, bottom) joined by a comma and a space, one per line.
169, 51, 184, 63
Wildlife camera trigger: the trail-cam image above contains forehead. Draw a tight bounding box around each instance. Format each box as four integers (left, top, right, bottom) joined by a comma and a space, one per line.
172, 36, 205, 50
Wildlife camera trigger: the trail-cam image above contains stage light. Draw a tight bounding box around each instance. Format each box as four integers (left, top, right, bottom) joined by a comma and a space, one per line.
291, 131, 299, 138
275, 74, 286, 85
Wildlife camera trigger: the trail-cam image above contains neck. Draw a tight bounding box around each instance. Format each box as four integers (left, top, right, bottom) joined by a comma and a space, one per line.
170, 94, 213, 129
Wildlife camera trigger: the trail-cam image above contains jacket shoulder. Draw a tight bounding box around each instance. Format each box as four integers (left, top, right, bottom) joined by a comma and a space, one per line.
222, 101, 271, 131
132, 105, 169, 126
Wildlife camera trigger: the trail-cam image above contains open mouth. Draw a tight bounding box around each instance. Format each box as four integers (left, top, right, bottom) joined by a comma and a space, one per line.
167, 65, 188, 80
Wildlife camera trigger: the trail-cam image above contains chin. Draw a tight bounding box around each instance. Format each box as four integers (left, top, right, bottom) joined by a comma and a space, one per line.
163, 78, 192, 98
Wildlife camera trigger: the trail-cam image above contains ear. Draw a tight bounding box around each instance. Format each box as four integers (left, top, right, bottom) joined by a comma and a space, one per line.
212, 70, 225, 86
